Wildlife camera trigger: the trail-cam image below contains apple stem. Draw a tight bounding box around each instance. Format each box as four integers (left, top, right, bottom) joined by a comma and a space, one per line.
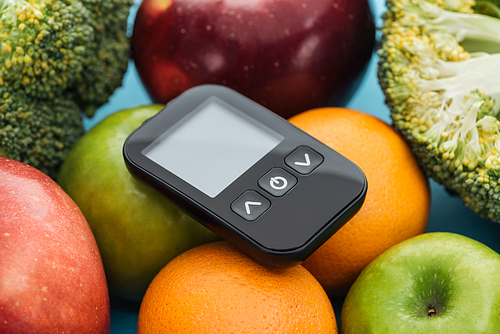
427, 305, 437, 317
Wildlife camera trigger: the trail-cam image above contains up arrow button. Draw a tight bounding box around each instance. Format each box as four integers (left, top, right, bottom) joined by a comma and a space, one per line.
231, 191, 270, 221
285, 146, 324, 175
244, 201, 262, 215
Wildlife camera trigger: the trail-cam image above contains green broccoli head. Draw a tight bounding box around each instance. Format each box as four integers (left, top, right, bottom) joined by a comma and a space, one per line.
0, 0, 133, 178
0, 86, 84, 179
70, 0, 133, 117
0, 0, 94, 99
378, 0, 500, 221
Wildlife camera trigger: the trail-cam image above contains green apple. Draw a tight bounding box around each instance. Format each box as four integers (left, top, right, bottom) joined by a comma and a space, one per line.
57, 105, 220, 302
340, 232, 500, 333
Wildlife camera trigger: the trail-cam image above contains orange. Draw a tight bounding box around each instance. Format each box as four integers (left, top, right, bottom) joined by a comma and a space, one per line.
137, 241, 338, 334
289, 107, 430, 296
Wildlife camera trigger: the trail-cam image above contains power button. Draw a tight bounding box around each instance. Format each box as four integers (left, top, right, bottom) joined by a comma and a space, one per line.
258, 168, 297, 197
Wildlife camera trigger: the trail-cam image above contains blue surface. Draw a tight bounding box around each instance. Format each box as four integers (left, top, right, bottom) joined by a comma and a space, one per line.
88, 0, 500, 332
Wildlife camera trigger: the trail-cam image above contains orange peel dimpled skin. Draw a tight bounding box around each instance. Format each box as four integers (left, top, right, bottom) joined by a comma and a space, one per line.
289, 107, 431, 296
137, 241, 338, 334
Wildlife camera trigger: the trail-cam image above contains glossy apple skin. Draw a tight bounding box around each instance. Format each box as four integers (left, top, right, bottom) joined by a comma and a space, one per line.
0, 158, 110, 334
341, 233, 500, 333
132, 0, 375, 119
57, 105, 221, 302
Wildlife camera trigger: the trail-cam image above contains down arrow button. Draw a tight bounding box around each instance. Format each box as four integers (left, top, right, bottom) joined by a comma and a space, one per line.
285, 146, 324, 175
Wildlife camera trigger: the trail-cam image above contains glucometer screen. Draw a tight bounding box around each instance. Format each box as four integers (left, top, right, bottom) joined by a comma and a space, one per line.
142, 96, 284, 198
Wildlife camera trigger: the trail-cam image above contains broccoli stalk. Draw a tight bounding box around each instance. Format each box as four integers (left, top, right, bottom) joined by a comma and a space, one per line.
378, 0, 500, 221
412, 54, 500, 170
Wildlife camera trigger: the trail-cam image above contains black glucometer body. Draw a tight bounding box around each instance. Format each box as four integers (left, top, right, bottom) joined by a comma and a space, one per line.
123, 85, 367, 268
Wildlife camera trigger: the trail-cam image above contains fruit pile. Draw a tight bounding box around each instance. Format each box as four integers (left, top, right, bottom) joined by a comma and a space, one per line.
3, 0, 500, 333
2, 103, 479, 333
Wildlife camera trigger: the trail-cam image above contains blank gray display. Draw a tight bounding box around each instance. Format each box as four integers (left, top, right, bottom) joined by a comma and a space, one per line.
142, 97, 284, 198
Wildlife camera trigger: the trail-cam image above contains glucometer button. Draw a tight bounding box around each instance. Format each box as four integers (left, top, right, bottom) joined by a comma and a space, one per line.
285, 146, 324, 175
258, 168, 297, 197
231, 191, 270, 222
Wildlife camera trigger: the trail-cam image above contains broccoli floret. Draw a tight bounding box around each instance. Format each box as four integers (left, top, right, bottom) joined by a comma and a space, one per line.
0, 86, 84, 179
378, 0, 500, 221
0, 0, 94, 99
0, 0, 132, 178
69, 0, 133, 116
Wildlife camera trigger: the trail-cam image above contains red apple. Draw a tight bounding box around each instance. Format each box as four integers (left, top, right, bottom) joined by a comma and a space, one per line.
0, 158, 110, 334
132, 0, 375, 119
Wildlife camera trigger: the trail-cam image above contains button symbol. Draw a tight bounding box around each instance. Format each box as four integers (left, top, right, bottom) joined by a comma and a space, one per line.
259, 168, 297, 197
270, 176, 288, 190
244, 201, 262, 215
231, 191, 270, 221
285, 146, 324, 175
294, 153, 311, 167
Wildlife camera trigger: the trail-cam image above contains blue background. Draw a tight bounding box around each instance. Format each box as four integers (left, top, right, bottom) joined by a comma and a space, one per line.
84, 0, 500, 332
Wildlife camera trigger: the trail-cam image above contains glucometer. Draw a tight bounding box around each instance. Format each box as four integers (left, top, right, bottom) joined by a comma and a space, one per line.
123, 85, 367, 268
